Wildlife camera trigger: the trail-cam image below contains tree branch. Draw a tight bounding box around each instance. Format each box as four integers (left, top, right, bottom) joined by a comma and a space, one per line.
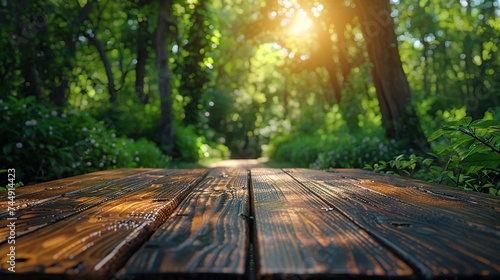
460, 127, 500, 154
83, 32, 116, 104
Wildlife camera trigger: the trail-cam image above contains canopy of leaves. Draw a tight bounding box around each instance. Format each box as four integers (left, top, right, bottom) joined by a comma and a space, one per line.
0, 0, 498, 193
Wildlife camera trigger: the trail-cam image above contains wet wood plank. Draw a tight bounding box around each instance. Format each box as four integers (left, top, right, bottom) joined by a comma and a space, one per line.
284, 168, 500, 279
325, 168, 500, 209
1, 167, 498, 280
250, 168, 413, 279
0, 169, 208, 278
0, 169, 178, 243
322, 169, 500, 231
122, 168, 249, 279
0, 168, 152, 215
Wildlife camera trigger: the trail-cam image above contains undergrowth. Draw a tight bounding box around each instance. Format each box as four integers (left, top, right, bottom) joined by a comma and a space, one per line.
365, 117, 500, 195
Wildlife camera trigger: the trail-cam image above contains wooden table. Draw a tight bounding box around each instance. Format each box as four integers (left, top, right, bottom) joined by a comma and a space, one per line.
0, 168, 499, 279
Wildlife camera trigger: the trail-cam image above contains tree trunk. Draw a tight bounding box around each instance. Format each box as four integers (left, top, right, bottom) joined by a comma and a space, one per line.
51, 1, 93, 107
355, 0, 429, 153
136, 19, 149, 104
156, 0, 174, 155
316, 24, 342, 104
13, 0, 42, 98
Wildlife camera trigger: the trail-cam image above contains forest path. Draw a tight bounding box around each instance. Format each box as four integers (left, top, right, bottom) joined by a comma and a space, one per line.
208, 159, 267, 168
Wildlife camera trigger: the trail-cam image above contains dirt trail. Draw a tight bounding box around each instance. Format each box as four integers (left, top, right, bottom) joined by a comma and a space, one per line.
208, 159, 267, 168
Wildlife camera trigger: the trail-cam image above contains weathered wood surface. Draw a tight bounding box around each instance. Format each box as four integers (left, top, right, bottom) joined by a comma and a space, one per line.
251, 168, 413, 279
0, 168, 208, 278
284, 168, 500, 279
123, 168, 249, 279
0, 169, 149, 215
0, 169, 175, 243
0, 167, 499, 280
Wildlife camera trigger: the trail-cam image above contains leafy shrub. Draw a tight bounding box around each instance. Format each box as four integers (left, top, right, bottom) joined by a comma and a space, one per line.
174, 124, 205, 161
366, 117, 500, 195
0, 169, 24, 191
269, 134, 323, 167
92, 101, 162, 145
0, 96, 168, 185
174, 124, 230, 162
268, 129, 407, 169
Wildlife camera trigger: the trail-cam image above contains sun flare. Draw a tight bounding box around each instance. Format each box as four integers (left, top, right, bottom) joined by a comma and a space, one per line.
290, 9, 313, 35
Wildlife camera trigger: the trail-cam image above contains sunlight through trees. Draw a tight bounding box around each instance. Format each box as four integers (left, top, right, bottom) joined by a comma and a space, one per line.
1, 0, 498, 191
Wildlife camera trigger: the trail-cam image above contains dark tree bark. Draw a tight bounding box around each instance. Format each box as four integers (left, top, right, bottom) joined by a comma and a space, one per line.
315, 24, 342, 104
355, 0, 429, 152
136, 19, 149, 104
51, 1, 93, 107
156, 0, 174, 155
179, 2, 211, 127
13, 0, 42, 98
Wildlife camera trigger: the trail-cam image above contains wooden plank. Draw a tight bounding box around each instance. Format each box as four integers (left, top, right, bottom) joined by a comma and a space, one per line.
0, 169, 177, 243
284, 168, 500, 279
0, 169, 208, 278
326, 168, 500, 209
250, 168, 413, 279
122, 167, 249, 279
322, 169, 500, 232
0, 168, 152, 215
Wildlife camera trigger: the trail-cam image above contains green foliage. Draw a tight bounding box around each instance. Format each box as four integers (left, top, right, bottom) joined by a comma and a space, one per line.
0, 169, 24, 191
269, 129, 407, 169
1, 0, 499, 199
174, 124, 230, 162
0, 96, 169, 184
93, 100, 162, 145
364, 154, 442, 182
366, 117, 500, 195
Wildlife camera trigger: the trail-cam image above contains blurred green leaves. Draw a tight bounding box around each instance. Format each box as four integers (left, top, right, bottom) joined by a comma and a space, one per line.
0, 96, 169, 184
366, 117, 500, 195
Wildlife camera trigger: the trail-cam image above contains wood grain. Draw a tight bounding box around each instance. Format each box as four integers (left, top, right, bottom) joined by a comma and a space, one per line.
320, 169, 500, 232
1, 167, 498, 280
325, 168, 500, 209
250, 168, 413, 279
0, 168, 152, 215
0, 169, 208, 278
122, 167, 249, 279
0, 169, 177, 243
284, 168, 500, 279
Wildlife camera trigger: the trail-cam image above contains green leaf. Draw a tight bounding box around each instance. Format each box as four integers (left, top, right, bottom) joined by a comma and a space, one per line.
465, 166, 484, 173
363, 164, 374, 170
442, 117, 472, 128
428, 129, 445, 141
422, 158, 434, 166
489, 187, 498, 196
25, 128, 35, 137
3, 144, 13, 155
470, 119, 500, 130
427, 152, 439, 158
461, 153, 500, 168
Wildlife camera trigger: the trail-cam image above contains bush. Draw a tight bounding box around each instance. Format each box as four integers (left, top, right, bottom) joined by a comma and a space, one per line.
268, 129, 408, 169
174, 124, 230, 162
0, 96, 169, 185
365, 117, 500, 195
